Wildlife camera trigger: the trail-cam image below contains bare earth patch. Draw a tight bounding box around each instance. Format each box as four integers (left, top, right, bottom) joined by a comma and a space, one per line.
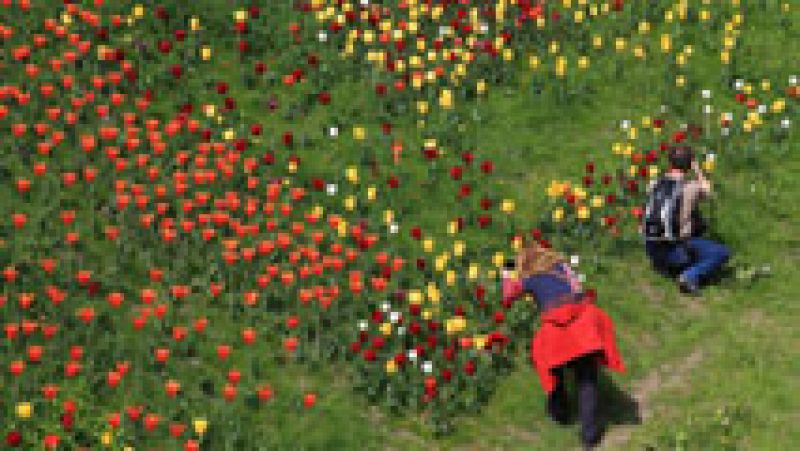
598, 348, 705, 450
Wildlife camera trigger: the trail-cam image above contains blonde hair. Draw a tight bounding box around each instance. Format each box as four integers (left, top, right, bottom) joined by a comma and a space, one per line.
515, 241, 567, 279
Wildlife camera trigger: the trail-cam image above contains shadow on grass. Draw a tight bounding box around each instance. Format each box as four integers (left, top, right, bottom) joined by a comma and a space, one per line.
597, 371, 642, 428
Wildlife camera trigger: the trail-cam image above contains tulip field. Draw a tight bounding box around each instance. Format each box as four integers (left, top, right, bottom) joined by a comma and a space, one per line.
2, 0, 800, 449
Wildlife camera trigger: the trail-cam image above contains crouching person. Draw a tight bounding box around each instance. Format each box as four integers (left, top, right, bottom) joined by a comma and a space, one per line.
502, 242, 625, 449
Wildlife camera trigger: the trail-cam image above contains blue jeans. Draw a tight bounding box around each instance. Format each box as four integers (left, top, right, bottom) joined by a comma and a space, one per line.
646, 238, 731, 285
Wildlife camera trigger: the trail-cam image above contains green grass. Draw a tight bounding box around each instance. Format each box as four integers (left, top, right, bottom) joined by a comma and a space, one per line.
1, 1, 799, 449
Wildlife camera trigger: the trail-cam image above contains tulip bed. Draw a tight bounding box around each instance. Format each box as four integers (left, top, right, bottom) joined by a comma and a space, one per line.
1, 0, 799, 449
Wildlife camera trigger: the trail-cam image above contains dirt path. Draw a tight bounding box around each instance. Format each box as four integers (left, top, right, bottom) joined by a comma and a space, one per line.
598, 348, 705, 450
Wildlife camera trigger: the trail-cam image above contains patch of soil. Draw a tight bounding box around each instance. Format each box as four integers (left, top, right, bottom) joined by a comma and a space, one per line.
598, 348, 705, 450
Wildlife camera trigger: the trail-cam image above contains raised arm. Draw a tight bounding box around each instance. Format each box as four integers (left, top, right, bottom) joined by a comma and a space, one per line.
501, 272, 525, 303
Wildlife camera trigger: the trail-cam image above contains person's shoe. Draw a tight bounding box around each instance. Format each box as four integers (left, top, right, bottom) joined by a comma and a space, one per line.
581, 425, 603, 449
678, 275, 700, 296
546, 399, 570, 425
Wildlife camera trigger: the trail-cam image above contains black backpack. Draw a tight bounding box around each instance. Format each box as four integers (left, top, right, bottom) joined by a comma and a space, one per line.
643, 177, 685, 241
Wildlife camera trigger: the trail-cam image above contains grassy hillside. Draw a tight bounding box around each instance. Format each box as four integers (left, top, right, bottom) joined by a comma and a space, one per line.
1, 1, 799, 449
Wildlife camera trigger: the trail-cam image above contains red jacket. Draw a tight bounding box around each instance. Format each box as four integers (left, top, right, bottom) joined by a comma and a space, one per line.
531, 300, 625, 393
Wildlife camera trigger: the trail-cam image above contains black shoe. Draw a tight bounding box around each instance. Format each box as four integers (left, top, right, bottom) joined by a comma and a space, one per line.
678, 275, 700, 295
546, 399, 570, 425
581, 425, 603, 449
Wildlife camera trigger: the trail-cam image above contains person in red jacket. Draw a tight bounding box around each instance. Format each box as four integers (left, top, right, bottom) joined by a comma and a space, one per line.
502, 241, 625, 448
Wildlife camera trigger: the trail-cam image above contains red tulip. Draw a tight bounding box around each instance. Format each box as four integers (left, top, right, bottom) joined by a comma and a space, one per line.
27, 345, 43, 362
144, 413, 160, 431
64, 361, 81, 377
43, 435, 60, 450
155, 348, 170, 363
11, 213, 27, 229
227, 369, 241, 385
165, 380, 181, 397
242, 328, 256, 345
9, 360, 24, 376
223, 383, 237, 401
303, 393, 317, 408
170, 422, 186, 438
257, 385, 274, 402
107, 371, 121, 388
5, 431, 22, 447
69, 346, 83, 361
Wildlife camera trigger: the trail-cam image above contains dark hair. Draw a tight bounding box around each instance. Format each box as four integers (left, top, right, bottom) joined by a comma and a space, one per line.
668, 145, 694, 171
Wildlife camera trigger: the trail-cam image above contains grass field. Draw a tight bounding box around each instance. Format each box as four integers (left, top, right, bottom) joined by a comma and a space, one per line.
1, 1, 799, 450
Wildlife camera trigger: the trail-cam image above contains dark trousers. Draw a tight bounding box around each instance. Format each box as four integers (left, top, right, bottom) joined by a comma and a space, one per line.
547, 353, 600, 446
645, 238, 731, 285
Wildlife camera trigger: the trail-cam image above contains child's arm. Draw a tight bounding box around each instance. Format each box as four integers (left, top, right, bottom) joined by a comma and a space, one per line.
501, 274, 524, 303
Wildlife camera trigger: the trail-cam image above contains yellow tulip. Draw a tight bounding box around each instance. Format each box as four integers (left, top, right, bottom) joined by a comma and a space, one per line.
454, 241, 465, 257
439, 88, 454, 109
720, 51, 730, 64
700, 9, 710, 21
447, 221, 458, 235
592, 35, 603, 48
427, 283, 440, 303
367, 186, 376, 202
665, 10, 674, 22
417, 101, 429, 114
423, 309, 433, 320
553, 207, 564, 222
288, 160, 298, 174
201, 46, 212, 61
477, 79, 487, 94
642, 116, 652, 127
423, 239, 434, 253
234, 10, 247, 21
435, 256, 446, 272
676, 75, 686, 87
468, 264, 479, 280
628, 127, 638, 140
574, 10, 584, 23
344, 196, 356, 211
555, 56, 567, 78
771, 99, 785, 113
409, 290, 423, 305
101, 431, 113, 447
193, 418, 209, 436
633, 45, 646, 59
591, 195, 604, 208
446, 270, 456, 286
615, 37, 627, 52
346, 166, 359, 184
190, 16, 201, 31
529, 55, 540, 69
762, 80, 772, 92
16, 402, 32, 419
661, 34, 672, 52
474, 335, 487, 349
133, 4, 144, 18
493, 252, 505, 268
380, 322, 392, 335
649, 165, 660, 178
386, 360, 397, 374
353, 126, 366, 141
501, 200, 515, 213
337, 220, 348, 237
577, 205, 590, 220
578, 56, 589, 69
703, 160, 715, 172
639, 21, 651, 33
502, 48, 513, 61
